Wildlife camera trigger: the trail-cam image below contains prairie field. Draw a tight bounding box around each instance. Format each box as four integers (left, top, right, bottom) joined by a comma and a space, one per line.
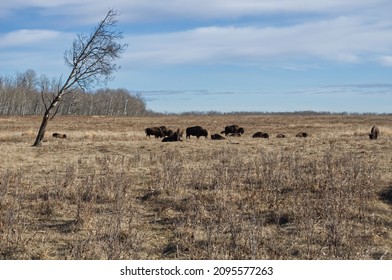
0, 114, 391, 260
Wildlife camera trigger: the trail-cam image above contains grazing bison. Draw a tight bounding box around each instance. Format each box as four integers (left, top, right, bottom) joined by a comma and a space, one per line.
296, 132, 308, 138
221, 125, 245, 136
369, 126, 379, 140
253, 132, 269, 138
186, 126, 208, 139
145, 127, 165, 138
52, 133, 67, 139
276, 134, 286, 138
211, 133, 226, 140
162, 129, 183, 142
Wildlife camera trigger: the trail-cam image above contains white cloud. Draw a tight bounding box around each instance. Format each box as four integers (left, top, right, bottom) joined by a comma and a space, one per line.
0, 29, 73, 77
124, 16, 392, 66
1, 0, 389, 23
0, 29, 63, 48
379, 56, 392, 66
2, 0, 392, 76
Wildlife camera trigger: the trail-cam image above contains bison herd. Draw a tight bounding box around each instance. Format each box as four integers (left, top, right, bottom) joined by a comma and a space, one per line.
144, 124, 380, 142
145, 126, 174, 138
48, 125, 381, 143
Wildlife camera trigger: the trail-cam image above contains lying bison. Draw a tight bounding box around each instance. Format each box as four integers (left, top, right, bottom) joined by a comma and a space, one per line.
52, 133, 67, 139
162, 129, 183, 142
369, 126, 379, 140
296, 132, 308, 138
221, 125, 245, 136
253, 132, 269, 138
276, 134, 286, 138
211, 134, 226, 140
186, 126, 208, 139
145, 127, 165, 138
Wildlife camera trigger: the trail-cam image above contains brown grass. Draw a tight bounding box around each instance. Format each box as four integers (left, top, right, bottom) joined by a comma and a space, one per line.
0, 115, 391, 259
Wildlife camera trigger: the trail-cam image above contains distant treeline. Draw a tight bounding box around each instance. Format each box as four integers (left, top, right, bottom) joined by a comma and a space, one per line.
0, 70, 148, 116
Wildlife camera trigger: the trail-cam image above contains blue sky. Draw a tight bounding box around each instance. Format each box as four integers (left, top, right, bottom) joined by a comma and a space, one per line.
1, 0, 392, 113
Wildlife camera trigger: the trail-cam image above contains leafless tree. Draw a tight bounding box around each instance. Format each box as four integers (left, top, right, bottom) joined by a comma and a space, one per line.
32, 9, 127, 146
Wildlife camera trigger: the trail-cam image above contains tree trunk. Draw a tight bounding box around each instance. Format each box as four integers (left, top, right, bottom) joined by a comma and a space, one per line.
32, 96, 61, 147
32, 110, 51, 147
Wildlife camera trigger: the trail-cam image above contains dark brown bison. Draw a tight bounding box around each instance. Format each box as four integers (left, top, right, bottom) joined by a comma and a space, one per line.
145, 127, 164, 138
253, 132, 269, 138
211, 133, 226, 140
276, 134, 286, 138
296, 132, 308, 138
159, 126, 174, 137
164, 129, 174, 137
221, 125, 244, 136
369, 126, 379, 140
52, 133, 67, 139
162, 129, 183, 142
186, 126, 208, 139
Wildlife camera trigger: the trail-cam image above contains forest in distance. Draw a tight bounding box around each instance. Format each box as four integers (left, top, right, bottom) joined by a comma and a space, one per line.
0, 70, 147, 116
1, 70, 391, 116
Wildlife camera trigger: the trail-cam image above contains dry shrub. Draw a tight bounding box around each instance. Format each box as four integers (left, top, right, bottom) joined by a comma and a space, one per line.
0, 155, 151, 260
144, 146, 381, 259
0, 144, 386, 260
1, 115, 390, 260
0, 170, 29, 259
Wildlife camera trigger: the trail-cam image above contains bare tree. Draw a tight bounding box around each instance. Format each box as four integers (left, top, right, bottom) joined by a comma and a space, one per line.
32, 9, 127, 146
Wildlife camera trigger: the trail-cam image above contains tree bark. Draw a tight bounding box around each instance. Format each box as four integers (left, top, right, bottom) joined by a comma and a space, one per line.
32, 111, 50, 147
32, 96, 61, 147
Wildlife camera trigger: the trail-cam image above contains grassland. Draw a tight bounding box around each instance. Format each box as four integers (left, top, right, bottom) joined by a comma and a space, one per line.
0, 114, 391, 259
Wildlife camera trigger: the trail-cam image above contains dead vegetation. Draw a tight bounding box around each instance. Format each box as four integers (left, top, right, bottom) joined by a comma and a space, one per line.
0, 115, 391, 259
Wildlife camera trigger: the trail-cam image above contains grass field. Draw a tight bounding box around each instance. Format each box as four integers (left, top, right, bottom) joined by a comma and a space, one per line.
0, 114, 391, 259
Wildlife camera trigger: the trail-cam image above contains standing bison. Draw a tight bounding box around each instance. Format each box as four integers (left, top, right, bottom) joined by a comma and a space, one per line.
159, 126, 174, 137
369, 126, 379, 140
221, 125, 245, 136
186, 126, 208, 139
162, 129, 183, 142
145, 127, 165, 138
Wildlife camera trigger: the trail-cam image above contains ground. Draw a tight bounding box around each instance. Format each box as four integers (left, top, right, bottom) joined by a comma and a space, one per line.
0, 114, 391, 259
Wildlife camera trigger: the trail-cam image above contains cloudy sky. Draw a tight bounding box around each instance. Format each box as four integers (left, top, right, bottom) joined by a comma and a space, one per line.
1, 0, 392, 113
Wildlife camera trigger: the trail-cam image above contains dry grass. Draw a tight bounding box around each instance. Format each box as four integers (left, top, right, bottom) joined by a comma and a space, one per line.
0, 115, 391, 259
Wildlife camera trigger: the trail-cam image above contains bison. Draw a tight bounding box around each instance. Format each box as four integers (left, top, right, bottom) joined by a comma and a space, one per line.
252, 132, 269, 138
164, 129, 174, 137
296, 132, 308, 138
369, 126, 379, 140
221, 125, 245, 136
145, 127, 165, 138
159, 126, 174, 137
211, 133, 226, 140
52, 133, 67, 139
186, 126, 208, 139
276, 134, 286, 138
162, 129, 183, 142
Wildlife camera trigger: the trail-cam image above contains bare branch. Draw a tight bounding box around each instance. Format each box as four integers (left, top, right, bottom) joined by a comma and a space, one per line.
33, 9, 127, 146
50, 102, 61, 120
41, 89, 48, 111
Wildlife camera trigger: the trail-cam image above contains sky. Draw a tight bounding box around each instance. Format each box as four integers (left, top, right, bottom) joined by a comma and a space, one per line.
1, 0, 392, 113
